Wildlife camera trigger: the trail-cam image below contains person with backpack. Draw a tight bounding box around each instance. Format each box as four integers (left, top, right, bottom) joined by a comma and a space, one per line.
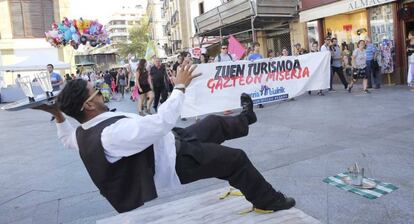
214, 43, 234, 62
214, 43, 235, 115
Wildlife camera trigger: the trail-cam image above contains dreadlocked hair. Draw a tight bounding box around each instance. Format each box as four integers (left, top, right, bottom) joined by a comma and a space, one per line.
56, 79, 89, 122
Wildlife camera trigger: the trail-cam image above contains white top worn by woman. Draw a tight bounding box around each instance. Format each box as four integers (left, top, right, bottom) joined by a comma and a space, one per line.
353, 48, 367, 69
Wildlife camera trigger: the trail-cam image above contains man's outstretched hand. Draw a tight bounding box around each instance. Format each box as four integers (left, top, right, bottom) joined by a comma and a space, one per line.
175, 62, 201, 87
32, 103, 65, 123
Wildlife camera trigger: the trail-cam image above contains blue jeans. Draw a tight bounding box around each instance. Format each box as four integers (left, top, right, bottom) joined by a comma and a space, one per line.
366, 60, 379, 87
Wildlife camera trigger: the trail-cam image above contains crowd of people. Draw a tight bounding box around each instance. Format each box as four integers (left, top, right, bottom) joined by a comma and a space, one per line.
59, 35, 400, 118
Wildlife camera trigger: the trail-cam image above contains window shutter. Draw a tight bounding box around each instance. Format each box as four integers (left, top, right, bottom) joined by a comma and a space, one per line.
9, 0, 25, 38
21, 0, 43, 37
42, 0, 54, 33
9, 0, 55, 38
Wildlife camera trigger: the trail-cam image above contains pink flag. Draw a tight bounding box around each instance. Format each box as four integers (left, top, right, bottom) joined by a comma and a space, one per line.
228, 35, 246, 60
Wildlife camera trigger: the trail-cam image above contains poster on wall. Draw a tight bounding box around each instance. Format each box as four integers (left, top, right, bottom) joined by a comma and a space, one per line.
181, 52, 331, 118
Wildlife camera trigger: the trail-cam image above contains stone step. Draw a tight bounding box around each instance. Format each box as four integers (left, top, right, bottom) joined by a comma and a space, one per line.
97, 188, 321, 224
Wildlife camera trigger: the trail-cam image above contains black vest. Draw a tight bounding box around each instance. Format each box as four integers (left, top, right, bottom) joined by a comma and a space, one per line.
76, 116, 157, 213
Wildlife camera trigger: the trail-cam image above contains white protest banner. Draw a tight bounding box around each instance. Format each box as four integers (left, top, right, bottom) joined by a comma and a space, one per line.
182, 51, 331, 118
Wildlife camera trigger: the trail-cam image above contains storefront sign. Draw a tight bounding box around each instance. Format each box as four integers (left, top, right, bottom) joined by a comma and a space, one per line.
348, 0, 395, 11
300, 0, 396, 22
181, 52, 331, 118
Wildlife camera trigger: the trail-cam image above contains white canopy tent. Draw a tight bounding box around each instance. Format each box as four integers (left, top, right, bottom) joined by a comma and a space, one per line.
0, 51, 71, 102
0, 57, 71, 72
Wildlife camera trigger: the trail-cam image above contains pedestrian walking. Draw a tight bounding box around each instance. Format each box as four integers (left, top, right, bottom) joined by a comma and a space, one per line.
136, 59, 154, 116
330, 38, 348, 91
150, 57, 168, 112
348, 40, 370, 93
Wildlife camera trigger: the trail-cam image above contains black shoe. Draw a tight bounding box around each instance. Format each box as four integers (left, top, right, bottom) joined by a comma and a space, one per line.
50, 116, 55, 122
258, 104, 264, 108
109, 108, 117, 112
240, 93, 257, 125
258, 196, 296, 212
181, 118, 187, 121
348, 86, 352, 93
308, 91, 311, 95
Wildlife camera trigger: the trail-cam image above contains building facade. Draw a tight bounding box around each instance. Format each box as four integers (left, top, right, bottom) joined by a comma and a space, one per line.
299, 0, 412, 85
147, 0, 168, 58
106, 2, 145, 44
0, 0, 72, 85
161, 0, 191, 55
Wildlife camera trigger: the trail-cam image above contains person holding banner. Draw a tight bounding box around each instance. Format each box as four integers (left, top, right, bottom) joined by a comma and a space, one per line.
247, 42, 264, 108
281, 47, 290, 57
214, 43, 234, 62
34, 63, 295, 214
308, 42, 325, 96
215, 44, 236, 114
247, 42, 263, 61
348, 40, 370, 94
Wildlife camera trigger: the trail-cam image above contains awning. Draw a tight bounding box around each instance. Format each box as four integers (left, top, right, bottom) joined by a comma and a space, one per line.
299, 0, 396, 22
195, 0, 296, 37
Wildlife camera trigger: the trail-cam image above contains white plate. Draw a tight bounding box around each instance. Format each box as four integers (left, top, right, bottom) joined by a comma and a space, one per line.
342, 176, 377, 189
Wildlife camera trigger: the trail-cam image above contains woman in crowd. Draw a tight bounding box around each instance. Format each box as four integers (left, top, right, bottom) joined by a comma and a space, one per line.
135, 59, 154, 116
116, 68, 127, 99
407, 31, 414, 89
348, 40, 370, 93
342, 43, 353, 83
308, 42, 324, 96
267, 49, 275, 58
281, 47, 289, 57
200, 53, 209, 64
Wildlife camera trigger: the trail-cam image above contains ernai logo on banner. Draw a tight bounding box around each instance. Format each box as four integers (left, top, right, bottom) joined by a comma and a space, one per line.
181, 52, 331, 118
190, 48, 202, 59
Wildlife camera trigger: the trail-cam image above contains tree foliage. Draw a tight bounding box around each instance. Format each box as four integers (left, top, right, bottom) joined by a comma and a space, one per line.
118, 17, 150, 60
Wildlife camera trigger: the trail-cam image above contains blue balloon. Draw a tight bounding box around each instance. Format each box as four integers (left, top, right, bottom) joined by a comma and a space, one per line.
64, 30, 72, 41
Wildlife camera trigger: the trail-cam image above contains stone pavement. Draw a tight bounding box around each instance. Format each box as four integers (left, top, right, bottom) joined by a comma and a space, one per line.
0, 85, 413, 224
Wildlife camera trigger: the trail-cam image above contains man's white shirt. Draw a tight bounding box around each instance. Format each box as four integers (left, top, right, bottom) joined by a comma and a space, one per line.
56, 89, 185, 190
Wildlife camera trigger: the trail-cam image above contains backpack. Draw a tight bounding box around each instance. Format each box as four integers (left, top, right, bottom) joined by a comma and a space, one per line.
218, 54, 233, 62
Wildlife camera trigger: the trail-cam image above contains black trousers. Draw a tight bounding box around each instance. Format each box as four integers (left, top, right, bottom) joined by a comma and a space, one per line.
331, 66, 348, 90
153, 86, 168, 111
174, 115, 284, 209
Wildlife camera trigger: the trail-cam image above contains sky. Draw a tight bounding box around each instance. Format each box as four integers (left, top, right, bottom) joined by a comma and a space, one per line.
69, 0, 148, 24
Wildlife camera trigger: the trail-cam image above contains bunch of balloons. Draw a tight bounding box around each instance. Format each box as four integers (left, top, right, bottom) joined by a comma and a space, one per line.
45, 17, 110, 50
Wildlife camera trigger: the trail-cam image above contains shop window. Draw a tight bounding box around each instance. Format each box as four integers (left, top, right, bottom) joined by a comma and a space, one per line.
370, 4, 395, 75
370, 4, 394, 43
324, 11, 368, 50
307, 21, 319, 46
